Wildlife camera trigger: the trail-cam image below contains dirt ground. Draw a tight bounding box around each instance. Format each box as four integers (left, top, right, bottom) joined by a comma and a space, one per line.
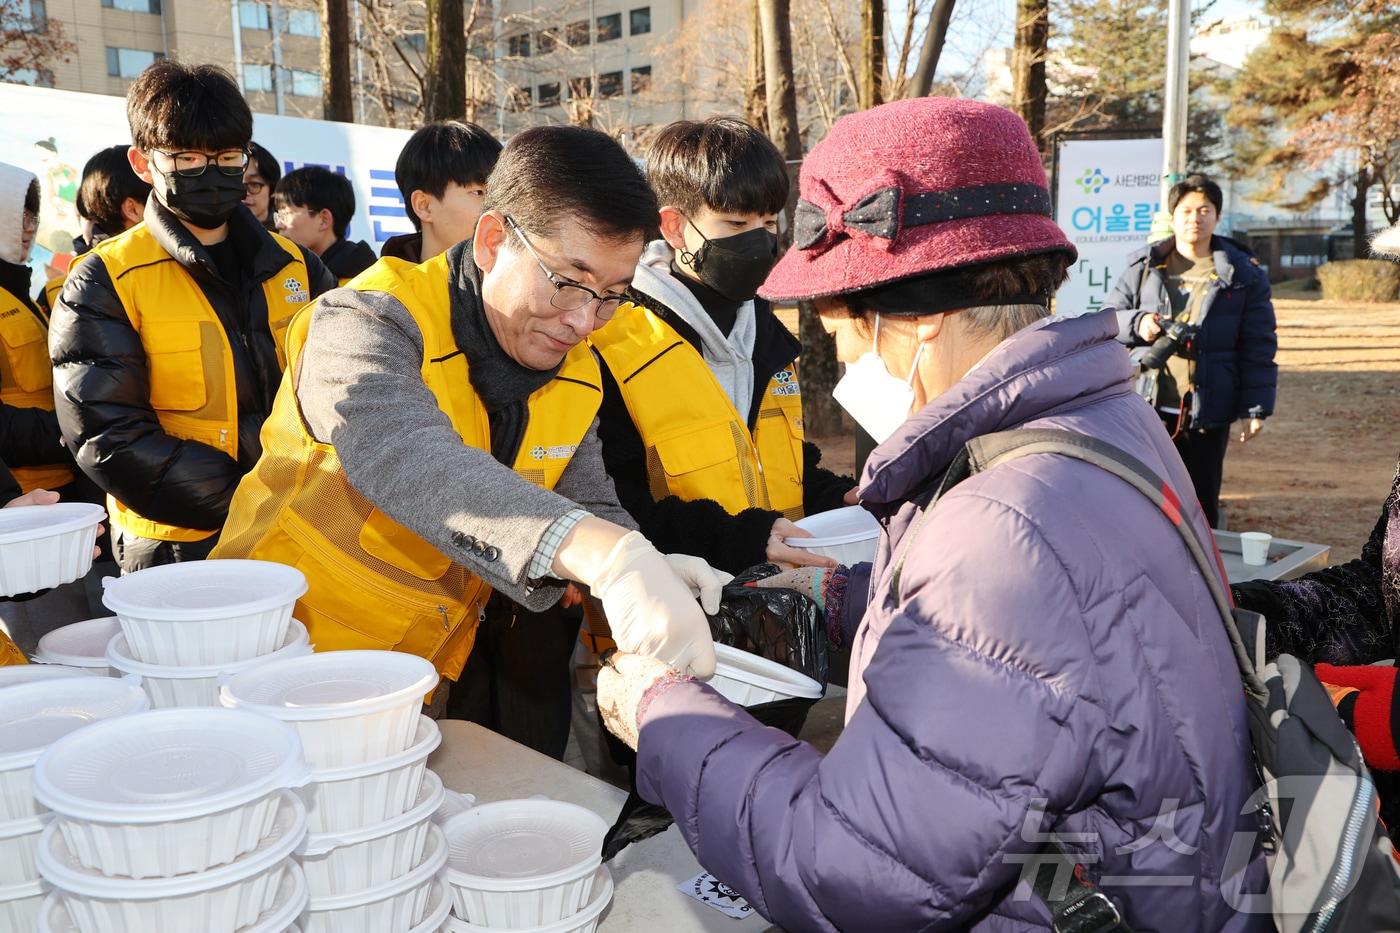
805, 297, 1400, 564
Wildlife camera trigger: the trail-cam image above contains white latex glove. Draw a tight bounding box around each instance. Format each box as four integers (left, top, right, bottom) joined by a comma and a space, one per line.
588, 532, 730, 678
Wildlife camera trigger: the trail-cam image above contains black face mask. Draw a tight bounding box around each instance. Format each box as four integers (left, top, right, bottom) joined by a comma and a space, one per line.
681, 220, 779, 302
151, 164, 246, 230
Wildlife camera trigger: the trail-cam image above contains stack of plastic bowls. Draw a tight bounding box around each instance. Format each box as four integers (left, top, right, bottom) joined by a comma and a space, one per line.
0, 503, 105, 598
441, 800, 613, 933
0, 677, 149, 930
101, 560, 312, 707
32, 707, 313, 933
33, 617, 124, 677
221, 650, 453, 933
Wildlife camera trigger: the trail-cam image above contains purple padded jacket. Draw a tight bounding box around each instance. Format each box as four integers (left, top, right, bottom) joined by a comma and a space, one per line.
634, 311, 1270, 932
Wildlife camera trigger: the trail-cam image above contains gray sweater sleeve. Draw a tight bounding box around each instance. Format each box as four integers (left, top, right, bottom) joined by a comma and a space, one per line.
297, 288, 594, 609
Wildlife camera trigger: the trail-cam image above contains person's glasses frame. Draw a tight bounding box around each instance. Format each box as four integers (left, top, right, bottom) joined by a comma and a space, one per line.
152, 148, 251, 178
505, 215, 626, 322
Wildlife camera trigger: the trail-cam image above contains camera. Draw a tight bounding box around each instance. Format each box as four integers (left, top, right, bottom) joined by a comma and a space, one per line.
1138, 319, 1199, 370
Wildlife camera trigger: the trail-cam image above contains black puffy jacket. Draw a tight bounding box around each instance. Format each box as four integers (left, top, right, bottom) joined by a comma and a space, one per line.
49, 199, 335, 532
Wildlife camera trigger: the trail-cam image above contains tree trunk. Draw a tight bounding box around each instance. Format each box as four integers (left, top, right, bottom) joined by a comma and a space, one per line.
1011, 0, 1048, 149
424, 0, 466, 120
1352, 164, 1372, 257
909, 0, 956, 97
859, 0, 883, 110
321, 0, 354, 122
745, 0, 768, 133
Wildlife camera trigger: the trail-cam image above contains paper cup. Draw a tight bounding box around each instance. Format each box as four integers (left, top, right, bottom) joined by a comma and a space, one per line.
1240, 532, 1272, 567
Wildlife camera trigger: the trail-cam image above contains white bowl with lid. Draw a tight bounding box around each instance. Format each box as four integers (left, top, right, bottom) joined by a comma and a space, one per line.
33, 708, 311, 878
443, 798, 608, 928
0, 876, 46, 932
446, 868, 613, 933
785, 505, 880, 566
706, 643, 823, 708
221, 650, 437, 768
33, 617, 122, 675
0, 810, 49, 885
105, 620, 312, 709
0, 678, 148, 821
300, 828, 448, 933
37, 791, 305, 933
302, 714, 442, 834
0, 503, 105, 598
101, 559, 307, 666
300, 770, 445, 897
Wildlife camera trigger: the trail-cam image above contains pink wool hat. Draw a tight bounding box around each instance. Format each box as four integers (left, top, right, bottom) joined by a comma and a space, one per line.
760, 97, 1076, 303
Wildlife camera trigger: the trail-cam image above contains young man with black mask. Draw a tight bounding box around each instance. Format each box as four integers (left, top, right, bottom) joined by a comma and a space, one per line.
592, 118, 854, 576
50, 61, 335, 573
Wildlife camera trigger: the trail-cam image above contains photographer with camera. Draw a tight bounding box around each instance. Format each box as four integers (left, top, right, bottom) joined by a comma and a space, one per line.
1107, 173, 1277, 528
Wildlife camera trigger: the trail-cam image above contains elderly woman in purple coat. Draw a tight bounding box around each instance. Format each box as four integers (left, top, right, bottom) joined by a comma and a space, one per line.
596, 98, 1271, 932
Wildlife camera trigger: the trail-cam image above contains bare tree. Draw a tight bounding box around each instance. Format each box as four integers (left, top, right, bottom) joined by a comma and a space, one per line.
908, 0, 956, 96
1011, 0, 1048, 147
424, 0, 465, 119
0, 0, 74, 84
321, 0, 354, 121
746, 0, 768, 131
859, 0, 884, 108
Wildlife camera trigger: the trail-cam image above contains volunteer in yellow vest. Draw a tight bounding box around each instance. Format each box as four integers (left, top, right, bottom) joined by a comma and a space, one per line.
213, 126, 730, 759
49, 61, 335, 573
594, 119, 856, 576
0, 162, 75, 495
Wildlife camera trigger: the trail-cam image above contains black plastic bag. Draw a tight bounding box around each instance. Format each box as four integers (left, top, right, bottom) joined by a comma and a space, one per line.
601, 566, 827, 861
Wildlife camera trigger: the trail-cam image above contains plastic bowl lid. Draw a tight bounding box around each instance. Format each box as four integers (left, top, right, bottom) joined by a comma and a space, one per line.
104, 620, 311, 681
306, 821, 447, 911
0, 678, 149, 771
35, 790, 305, 900
444, 799, 607, 891
303, 768, 445, 854
787, 505, 880, 548
33, 618, 122, 669
220, 650, 438, 721
309, 714, 441, 783
32, 708, 310, 823
711, 643, 823, 700
0, 665, 97, 689
445, 868, 613, 933
101, 559, 308, 622
0, 503, 105, 546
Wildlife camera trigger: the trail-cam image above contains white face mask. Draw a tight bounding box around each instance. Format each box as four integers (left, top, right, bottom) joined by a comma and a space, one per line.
831, 314, 925, 444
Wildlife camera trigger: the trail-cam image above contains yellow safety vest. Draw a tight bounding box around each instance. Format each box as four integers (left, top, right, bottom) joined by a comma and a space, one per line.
89, 223, 312, 543
0, 629, 24, 666
0, 286, 73, 493
42, 272, 64, 315
591, 302, 806, 520
212, 253, 603, 680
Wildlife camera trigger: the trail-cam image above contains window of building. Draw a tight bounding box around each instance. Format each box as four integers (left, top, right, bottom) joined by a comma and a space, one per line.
8, 0, 46, 30
507, 85, 532, 112
238, 0, 269, 30
630, 64, 651, 95
397, 32, 426, 53
565, 19, 589, 46
507, 33, 530, 57
242, 62, 273, 92
102, 0, 161, 13
537, 81, 560, 106
568, 75, 592, 99
536, 28, 557, 54
629, 6, 650, 35
597, 70, 622, 99
8, 67, 53, 86
286, 9, 319, 37
284, 67, 321, 97
596, 12, 621, 42
105, 47, 161, 78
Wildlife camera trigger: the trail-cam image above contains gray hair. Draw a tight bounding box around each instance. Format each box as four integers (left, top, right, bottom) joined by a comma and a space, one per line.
956, 303, 1052, 344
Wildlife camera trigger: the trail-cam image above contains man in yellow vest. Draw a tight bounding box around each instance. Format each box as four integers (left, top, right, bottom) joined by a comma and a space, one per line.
49, 61, 336, 573
592, 118, 855, 577
213, 125, 729, 758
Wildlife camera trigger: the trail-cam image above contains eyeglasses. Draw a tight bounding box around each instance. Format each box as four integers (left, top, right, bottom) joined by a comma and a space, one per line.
505, 216, 626, 321
244, 179, 268, 197
152, 148, 251, 178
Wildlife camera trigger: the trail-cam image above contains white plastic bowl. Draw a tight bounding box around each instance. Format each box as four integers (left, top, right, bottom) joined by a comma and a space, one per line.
443, 799, 607, 928
0, 877, 46, 931
34, 708, 311, 879
37, 791, 305, 933
0, 503, 104, 598
446, 868, 613, 933
0, 810, 49, 885
706, 642, 823, 707
300, 771, 445, 897
407, 876, 453, 933
105, 620, 313, 709
32, 617, 122, 675
221, 650, 438, 768
101, 559, 307, 666
0, 678, 149, 821
0, 665, 98, 689
786, 505, 880, 565
300, 824, 448, 933
302, 714, 442, 834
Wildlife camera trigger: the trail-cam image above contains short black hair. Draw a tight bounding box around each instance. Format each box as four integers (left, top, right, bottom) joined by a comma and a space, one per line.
247, 141, 281, 189
646, 118, 789, 217
395, 121, 502, 231
275, 166, 355, 239
76, 144, 152, 235
1168, 173, 1223, 215
484, 125, 658, 243
126, 61, 252, 154
24, 179, 39, 218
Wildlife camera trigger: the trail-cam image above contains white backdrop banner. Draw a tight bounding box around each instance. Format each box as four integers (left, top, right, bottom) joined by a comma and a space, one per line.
1054, 137, 1165, 315
0, 83, 415, 282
